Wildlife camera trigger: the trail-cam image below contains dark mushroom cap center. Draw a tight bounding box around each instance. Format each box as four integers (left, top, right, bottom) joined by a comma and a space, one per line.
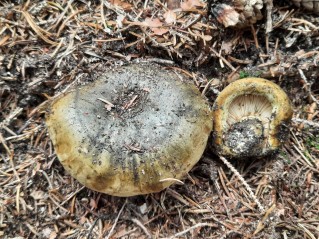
225, 118, 264, 157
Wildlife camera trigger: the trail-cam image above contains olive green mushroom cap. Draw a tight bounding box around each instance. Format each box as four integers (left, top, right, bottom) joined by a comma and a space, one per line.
46, 63, 212, 196
212, 77, 293, 158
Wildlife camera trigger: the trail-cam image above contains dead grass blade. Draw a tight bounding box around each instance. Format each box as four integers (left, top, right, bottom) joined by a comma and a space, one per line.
21, 11, 59, 46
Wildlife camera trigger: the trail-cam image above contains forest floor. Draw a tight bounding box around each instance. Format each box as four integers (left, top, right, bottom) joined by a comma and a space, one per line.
1, 0, 319, 238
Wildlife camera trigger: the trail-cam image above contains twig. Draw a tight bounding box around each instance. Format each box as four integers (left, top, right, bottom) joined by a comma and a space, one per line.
0, 107, 23, 127
87, 217, 101, 239
57, 9, 84, 37
159, 178, 184, 184
48, 194, 69, 213
59, 186, 85, 206
253, 204, 276, 235
168, 223, 217, 239
25, 222, 39, 236
251, 25, 259, 49
0, 106, 22, 154
201, 79, 213, 96
16, 185, 21, 214
298, 69, 319, 105
219, 156, 265, 213
292, 144, 316, 167
210, 47, 236, 71
131, 218, 152, 239
212, 171, 231, 218
265, 0, 273, 33
297, 223, 317, 239
166, 188, 190, 206
291, 17, 319, 30
0, 133, 11, 156
48, 0, 72, 31
105, 201, 126, 239
292, 118, 319, 128
138, 58, 175, 65
38, 170, 53, 190
21, 11, 58, 46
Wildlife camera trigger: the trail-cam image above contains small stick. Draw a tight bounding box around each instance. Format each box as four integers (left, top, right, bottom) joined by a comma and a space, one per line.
298, 69, 319, 105
265, 0, 273, 33
250, 25, 259, 49
16, 185, 21, 214
131, 218, 152, 238
105, 201, 126, 239
97, 98, 114, 107
292, 118, 319, 128
169, 223, 217, 239
159, 178, 184, 184
210, 47, 236, 71
25, 222, 39, 236
219, 156, 265, 213
38, 170, 53, 190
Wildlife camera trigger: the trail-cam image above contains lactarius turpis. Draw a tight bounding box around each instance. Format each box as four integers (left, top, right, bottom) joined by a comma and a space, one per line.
212, 78, 293, 158
46, 64, 212, 196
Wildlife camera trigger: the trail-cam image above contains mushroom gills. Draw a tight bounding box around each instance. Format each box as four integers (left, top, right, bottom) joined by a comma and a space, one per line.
225, 94, 272, 157
212, 77, 293, 158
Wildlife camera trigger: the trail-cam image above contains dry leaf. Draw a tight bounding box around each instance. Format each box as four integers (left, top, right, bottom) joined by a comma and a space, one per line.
89, 198, 97, 209
110, 0, 132, 11
152, 27, 169, 35
143, 18, 169, 35
213, 4, 239, 27
202, 35, 212, 41
143, 17, 163, 28
164, 10, 177, 24
167, 0, 180, 10
49, 231, 57, 239
181, 0, 205, 11
221, 41, 233, 54
22, 11, 58, 46
79, 216, 87, 224
30, 190, 46, 200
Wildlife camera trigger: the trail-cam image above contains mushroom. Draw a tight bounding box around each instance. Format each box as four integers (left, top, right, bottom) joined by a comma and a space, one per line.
212, 78, 293, 158
46, 63, 212, 196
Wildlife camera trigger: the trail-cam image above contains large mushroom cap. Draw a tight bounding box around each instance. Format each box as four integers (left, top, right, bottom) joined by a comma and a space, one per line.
46, 63, 212, 196
212, 78, 293, 158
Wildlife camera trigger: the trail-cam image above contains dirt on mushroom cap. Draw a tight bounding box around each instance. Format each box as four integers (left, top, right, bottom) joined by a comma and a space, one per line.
46, 63, 213, 196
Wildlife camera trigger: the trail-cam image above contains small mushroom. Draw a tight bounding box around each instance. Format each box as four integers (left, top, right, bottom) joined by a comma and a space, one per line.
212, 78, 293, 158
46, 63, 212, 196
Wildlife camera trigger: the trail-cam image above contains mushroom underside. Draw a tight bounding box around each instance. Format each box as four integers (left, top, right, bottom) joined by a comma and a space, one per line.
224, 94, 273, 157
